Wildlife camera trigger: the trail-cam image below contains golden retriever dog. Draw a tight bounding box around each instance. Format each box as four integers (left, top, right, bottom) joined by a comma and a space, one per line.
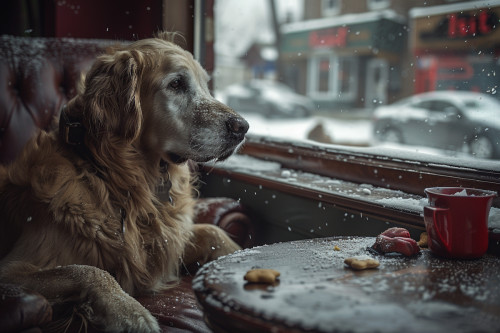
0, 32, 248, 332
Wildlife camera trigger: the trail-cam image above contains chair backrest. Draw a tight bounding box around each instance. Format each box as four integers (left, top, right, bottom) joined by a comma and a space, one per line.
0, 36, 113, 164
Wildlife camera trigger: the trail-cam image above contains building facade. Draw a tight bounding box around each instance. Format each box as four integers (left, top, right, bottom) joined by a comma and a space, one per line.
411, 1, 500, 95
279, 0, 500, 113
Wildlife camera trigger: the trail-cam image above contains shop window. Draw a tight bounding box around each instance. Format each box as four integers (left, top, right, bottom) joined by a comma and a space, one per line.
307, 54, 357, 102
367, 0, 390, 11
321, 0, 340, 17
309, 54, 331, 97
338, 57, 356, 99
318, 56, 331, 93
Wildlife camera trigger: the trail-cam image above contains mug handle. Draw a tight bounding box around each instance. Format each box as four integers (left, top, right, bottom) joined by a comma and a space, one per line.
424, 206, 452, 253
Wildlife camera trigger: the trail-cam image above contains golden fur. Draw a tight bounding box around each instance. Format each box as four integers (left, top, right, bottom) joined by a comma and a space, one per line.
0, 32, 247, 332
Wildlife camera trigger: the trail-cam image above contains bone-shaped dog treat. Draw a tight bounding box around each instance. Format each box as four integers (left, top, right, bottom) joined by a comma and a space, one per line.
417, 232, 428, 248
344, 256, 380, 270
244, 269, 280, 284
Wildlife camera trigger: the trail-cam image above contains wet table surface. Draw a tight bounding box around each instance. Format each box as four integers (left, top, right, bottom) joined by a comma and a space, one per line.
193, 237, 500, 333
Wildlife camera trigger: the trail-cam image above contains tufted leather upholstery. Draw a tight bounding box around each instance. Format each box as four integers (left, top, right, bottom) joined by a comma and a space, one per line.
0, 35, 257, 333
0, 35, 114, 164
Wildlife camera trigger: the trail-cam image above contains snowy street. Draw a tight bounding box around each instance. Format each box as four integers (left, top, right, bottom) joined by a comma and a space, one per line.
238, 111, 500, 163
240, 112, 373, 147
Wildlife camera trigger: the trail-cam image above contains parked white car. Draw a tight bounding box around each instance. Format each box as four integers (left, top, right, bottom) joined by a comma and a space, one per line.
372, 91, 500, 159
223, 80, 314, 118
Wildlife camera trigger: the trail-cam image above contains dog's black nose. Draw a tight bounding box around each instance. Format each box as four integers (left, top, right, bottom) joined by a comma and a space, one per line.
226, 117, 249, 136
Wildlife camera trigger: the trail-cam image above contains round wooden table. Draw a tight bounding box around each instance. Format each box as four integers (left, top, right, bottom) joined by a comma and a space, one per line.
193, 237, 500, 333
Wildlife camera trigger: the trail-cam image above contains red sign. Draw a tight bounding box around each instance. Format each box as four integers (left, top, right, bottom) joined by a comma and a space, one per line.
448, 11, 493, 38
309, 27, 348, 48
420, 10, 498, 41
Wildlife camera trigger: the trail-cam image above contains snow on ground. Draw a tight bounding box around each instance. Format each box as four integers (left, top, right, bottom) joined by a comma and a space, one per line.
239, 112, 500, 168
240, 112, 372, 146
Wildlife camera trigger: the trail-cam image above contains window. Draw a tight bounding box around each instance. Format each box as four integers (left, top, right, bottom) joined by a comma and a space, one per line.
313, 55, 331, 94
208, 0, 499, 240
308, 54, 357, 101
367, 0, 390, 11
214, 0, 500, 161
322, 0, 340, 16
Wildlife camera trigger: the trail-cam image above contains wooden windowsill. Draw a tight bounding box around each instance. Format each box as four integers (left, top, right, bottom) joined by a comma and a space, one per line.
238, 136, 500, 205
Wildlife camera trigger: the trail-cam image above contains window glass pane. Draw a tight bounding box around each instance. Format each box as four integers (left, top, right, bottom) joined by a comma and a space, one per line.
318, 57, 330, 93
368, 0, 390, 11
322, 0, 340, 16
214, 0, 500, 161
338, 58, 352, 95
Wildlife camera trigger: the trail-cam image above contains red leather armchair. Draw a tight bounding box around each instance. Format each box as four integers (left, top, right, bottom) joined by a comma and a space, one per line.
0, 35, 256, 332
0, 36, 109, 164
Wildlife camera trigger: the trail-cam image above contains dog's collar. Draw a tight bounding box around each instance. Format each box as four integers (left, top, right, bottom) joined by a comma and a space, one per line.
156, 159, 174, 205
59, 106, 85, 146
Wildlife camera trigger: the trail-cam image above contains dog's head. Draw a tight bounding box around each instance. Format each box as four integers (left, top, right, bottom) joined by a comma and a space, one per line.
76, 32, 248, 164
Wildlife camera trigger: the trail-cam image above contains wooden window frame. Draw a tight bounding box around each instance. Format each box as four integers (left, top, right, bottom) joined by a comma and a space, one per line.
203, 135, 500, 230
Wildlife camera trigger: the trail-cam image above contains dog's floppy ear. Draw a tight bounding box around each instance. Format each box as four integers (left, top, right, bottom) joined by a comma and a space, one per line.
83, 50, 143, 143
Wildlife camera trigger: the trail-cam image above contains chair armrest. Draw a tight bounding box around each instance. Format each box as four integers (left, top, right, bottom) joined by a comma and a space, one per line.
193, 198, 256, 249
0, 283, 52, 333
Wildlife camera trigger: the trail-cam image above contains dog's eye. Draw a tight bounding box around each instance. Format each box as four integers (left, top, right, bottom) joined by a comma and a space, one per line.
168, 78, 184, 91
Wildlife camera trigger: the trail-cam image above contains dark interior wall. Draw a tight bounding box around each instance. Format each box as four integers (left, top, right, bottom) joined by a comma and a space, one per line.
0, 0, 165, 41
53, 0, 163, 40
0, 0, 54, 37
0, 0, 195, 51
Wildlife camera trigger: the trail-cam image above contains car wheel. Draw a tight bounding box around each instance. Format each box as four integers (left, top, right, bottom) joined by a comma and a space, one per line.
470, 136, 494, 159
381, 128, 403, 144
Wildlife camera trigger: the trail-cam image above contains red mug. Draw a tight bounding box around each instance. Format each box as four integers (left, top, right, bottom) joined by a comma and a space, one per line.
424, 187, 497, 259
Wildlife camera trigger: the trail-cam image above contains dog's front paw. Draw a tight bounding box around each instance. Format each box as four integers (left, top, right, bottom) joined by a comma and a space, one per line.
210, 232, 241, 259
107, 296, 160, 333
184, 224, 242, 269
81, 287, 160, 333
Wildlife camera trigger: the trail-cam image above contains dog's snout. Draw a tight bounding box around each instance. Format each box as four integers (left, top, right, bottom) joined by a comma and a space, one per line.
226, 117, 249, 136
